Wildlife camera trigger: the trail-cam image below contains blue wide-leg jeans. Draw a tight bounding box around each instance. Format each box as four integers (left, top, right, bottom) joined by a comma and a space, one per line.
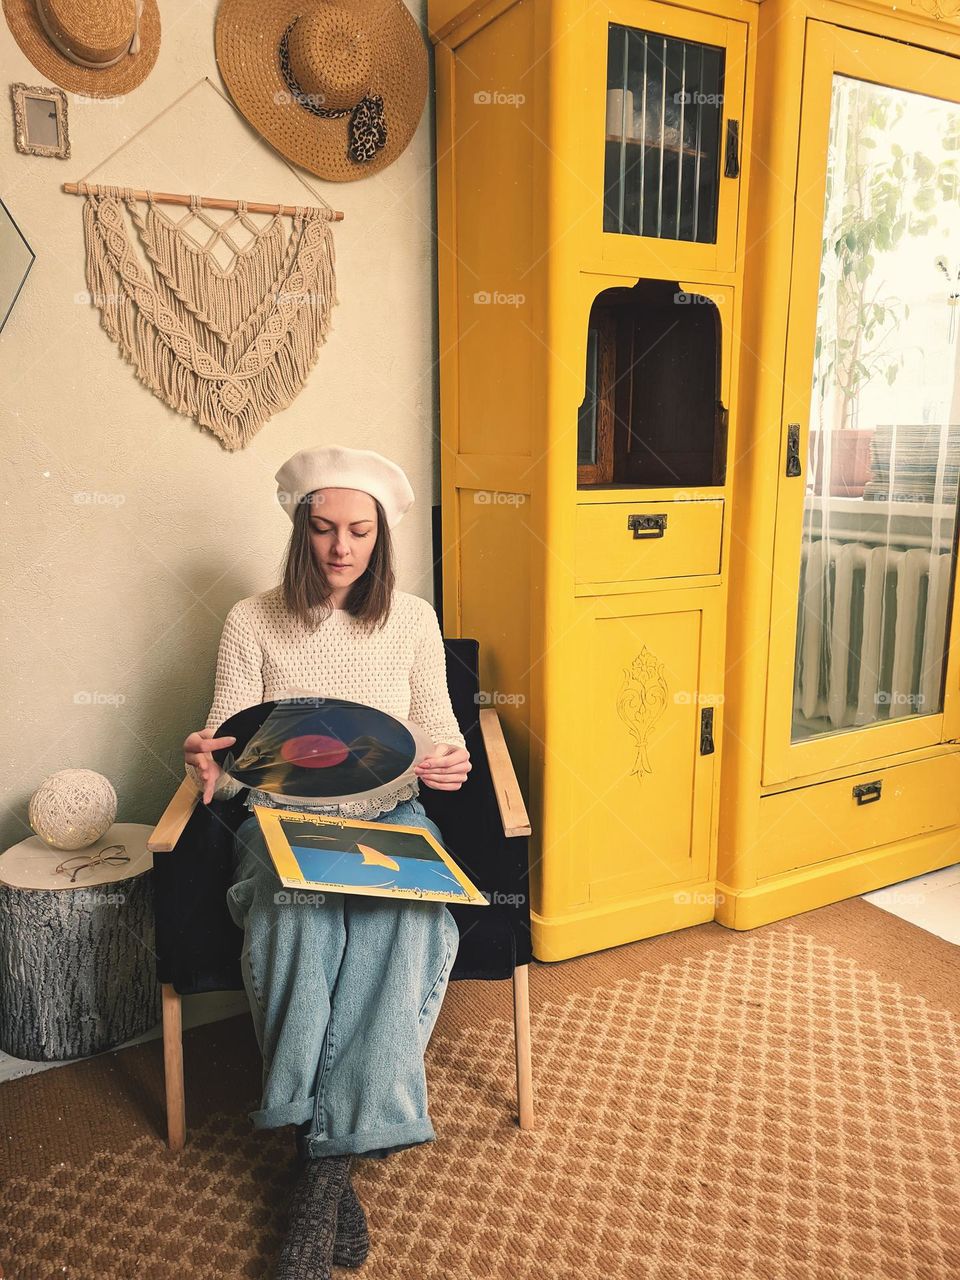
226, 796, 460, 1160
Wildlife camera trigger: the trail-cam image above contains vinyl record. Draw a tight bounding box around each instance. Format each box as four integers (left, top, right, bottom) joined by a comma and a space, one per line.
212, 697, 435, 803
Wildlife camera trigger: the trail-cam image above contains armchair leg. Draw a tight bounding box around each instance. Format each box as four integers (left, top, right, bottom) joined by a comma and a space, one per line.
512, 964, 534, 1130
161, 983, 186, 1151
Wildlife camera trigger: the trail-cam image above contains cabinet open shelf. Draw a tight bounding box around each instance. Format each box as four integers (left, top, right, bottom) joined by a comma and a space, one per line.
577, 278, 727, 489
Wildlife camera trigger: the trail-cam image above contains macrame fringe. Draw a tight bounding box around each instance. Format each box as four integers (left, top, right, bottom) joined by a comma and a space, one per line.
80, 187, 339, 450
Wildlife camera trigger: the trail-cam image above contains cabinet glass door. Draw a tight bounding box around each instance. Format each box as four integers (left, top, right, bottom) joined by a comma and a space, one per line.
592, 1, 747, 276
764, 26, 960, 784
603, 25, 725, 245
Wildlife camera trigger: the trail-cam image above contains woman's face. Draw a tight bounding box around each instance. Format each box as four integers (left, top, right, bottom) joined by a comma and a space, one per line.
308, 488, 379, 593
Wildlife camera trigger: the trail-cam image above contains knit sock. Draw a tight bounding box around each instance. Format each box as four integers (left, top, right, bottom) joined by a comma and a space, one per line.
333, 1164, 370, 1269
275, 1153, 351, 1280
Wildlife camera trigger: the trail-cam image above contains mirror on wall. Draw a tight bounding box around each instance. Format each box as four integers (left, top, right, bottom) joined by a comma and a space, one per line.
11, 83, 70, 158
0, 197, 36, 334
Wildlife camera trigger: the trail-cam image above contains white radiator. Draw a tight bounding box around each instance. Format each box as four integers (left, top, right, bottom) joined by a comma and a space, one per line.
795, 539, 954, 729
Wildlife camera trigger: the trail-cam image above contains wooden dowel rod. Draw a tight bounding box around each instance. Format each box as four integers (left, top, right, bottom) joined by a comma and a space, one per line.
61, 182, 344, 220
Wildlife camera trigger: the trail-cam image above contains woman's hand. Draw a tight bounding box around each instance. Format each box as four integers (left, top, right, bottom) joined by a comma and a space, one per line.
183, 728, 237, 805
413, 744, 471, 791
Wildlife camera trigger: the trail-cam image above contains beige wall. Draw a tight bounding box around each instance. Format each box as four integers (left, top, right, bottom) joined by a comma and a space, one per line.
0, 2, 440, 848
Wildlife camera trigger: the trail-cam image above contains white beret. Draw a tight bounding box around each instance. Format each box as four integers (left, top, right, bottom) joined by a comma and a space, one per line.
275, 445, 415, 529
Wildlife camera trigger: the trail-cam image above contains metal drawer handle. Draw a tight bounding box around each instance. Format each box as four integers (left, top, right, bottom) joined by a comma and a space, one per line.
627, 513, 667, 540
853, 780, 882, 806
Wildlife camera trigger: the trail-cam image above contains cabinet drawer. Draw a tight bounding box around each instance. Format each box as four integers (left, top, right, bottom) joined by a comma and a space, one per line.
575, 500, 723, 585
758, 755, 960, 879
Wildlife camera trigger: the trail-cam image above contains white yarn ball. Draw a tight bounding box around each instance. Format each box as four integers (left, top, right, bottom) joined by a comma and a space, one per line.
28, 769, 118, 850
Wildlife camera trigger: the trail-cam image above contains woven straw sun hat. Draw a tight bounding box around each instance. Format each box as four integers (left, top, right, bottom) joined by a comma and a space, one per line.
2, 0, 161, 98
215, 0, 428, 182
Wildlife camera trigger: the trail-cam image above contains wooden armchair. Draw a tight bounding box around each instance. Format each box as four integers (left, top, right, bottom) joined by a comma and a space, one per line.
147, 638, 534, 1151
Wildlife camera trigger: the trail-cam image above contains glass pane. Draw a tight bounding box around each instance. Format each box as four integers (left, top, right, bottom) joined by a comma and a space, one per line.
792, 75, 960, 743
603, 24, 725, 244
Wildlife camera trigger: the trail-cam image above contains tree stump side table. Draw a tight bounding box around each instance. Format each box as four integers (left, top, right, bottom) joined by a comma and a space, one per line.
0, 822, 161, 1061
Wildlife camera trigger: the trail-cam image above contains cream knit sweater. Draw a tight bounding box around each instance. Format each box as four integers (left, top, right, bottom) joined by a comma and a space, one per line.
185, 584, 467, 819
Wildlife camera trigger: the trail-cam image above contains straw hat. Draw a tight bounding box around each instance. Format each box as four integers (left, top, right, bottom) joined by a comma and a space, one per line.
215, 0, 428, 182
1, 0, 161, 98
275, 445, 415, 528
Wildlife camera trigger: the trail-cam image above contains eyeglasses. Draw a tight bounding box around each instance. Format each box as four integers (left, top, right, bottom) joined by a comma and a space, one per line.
54, 843, 131, 884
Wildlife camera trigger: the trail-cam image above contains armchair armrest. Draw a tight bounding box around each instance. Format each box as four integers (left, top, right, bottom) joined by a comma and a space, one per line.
479, 708, 531, 837
148, 777, 202, 853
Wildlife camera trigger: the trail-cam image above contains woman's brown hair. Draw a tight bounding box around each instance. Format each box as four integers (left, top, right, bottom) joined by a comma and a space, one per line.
280, 492, 395, 634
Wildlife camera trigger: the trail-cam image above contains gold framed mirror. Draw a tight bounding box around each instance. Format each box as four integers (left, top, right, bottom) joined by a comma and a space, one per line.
11, 83, 70, 159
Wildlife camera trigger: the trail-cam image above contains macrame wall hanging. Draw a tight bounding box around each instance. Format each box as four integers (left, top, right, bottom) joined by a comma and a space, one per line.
62, 77, 344, 451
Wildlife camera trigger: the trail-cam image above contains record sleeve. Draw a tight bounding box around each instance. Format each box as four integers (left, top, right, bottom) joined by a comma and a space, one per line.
254, 805, 489, 906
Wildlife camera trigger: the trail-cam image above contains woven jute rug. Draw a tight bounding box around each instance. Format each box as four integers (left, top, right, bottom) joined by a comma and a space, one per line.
2, 897, 959, 1279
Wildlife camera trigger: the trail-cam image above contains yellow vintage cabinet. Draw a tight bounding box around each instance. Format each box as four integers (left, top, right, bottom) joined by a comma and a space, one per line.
428, 0, 960, 960
428, 0, 753, 960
